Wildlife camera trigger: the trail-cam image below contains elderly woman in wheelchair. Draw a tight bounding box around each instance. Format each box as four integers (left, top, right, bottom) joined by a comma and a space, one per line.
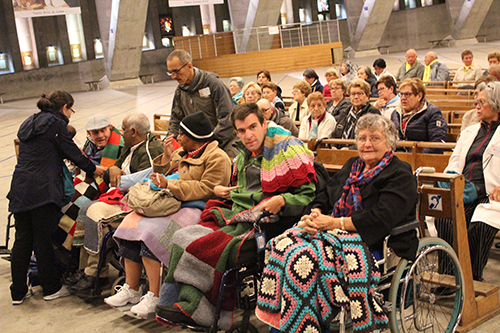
256, 114, 421, 333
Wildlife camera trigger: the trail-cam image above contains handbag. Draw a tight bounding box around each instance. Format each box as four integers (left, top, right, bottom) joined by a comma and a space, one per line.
126, 182, 181, 217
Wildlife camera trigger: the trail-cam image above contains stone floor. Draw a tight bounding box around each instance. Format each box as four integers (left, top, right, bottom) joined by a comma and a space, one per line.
1, 41, 500, 332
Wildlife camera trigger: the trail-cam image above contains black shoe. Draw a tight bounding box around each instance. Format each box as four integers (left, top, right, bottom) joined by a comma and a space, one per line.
155, 304, 199, 328
63, 269, 85, 286
495, 242, 500, 249
69, 274, 109, 294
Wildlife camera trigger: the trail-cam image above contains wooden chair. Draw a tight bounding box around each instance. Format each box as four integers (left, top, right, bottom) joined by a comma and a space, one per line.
153, 114, 170, 131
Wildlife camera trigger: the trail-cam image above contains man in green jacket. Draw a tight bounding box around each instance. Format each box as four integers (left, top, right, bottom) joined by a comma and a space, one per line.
155, 103, 317, 329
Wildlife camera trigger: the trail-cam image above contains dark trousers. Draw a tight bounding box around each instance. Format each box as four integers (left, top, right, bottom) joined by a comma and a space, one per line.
436, 197, 498, 281
10, 203, 62, 299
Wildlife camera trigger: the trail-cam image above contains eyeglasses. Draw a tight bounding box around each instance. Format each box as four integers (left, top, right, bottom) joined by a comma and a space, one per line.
377, 86, 387, 93
350, 92, 365, 97
167, 62, 188, 76
331, 86, 343, 91
259, 107, 271, 113
357, 135, 384, 145
69, 107, 75, 114
476, 99, 489, 107
400, 92, 415, 98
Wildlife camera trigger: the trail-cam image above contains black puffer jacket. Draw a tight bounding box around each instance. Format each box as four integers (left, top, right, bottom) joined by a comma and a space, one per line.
8, 108, 96, 213
391, 101, 447, 154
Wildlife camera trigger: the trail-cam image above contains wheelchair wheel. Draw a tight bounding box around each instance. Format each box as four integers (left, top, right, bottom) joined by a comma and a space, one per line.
388, 237, 464, 333
110, 276, 126, 295
225, 322, 259, 333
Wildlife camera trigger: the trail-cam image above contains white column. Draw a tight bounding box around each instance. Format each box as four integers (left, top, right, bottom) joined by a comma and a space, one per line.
15, 17, 38, 69
200, 4, 217, 34
65, 13, 87, 62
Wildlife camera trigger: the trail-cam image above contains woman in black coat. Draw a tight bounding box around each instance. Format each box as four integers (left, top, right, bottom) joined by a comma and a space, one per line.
8, 91, 106, 304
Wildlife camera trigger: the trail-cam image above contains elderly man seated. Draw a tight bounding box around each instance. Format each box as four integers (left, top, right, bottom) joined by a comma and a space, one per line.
82, 114, 124, 166
396, 49, 425, 81
101, 112, 231, 318
155, 103, 317, 329
68, 113, 163, 294
56, 114, 124, 253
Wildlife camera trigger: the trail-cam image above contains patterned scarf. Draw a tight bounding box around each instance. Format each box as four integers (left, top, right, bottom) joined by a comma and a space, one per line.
342, 107, 358, 139
333, 151, 393, 217
261, 123, 316, 193
83, 126, 123, 168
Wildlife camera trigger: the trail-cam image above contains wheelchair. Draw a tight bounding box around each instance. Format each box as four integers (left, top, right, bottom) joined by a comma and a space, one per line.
66, 225, 124, 298
156, 215, 464, 333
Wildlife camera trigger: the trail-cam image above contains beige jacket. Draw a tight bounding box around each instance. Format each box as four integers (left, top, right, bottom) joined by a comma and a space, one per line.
153, 141, 231, 201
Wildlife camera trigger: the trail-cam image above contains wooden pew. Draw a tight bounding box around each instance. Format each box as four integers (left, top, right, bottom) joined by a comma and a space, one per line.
417, 173, 500, 332
309, 139, 455, 174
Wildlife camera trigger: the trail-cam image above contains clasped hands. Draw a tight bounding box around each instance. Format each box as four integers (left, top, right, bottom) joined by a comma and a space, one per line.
298, 208, 336, 235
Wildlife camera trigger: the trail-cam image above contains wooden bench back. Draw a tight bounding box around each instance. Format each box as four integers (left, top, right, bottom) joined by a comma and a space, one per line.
309, 139, 454, 174
153, 114, 170, 132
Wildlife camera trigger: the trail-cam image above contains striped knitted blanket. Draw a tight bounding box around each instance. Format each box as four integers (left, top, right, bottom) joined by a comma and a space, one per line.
261, 124, 316, 193
256, 227, 388, 333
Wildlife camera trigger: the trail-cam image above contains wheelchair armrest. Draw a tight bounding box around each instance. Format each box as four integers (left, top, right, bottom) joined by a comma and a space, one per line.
389, 219, 420, 236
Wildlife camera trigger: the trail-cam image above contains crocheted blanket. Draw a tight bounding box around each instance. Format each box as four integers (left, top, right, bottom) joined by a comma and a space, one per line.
261, 124, 316, 193
160, 199, 275, 330
113, 208, 202, 265
255, 227, 388, 333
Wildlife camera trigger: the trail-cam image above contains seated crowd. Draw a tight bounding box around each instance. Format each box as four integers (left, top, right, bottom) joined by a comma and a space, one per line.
7, 47, 500, 333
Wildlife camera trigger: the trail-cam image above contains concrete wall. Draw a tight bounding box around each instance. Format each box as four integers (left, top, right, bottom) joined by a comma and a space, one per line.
139, 47, 173, 83
0, 59, 105, 102
477, 0, 500, 42
379, 4, 451, 53
0, 46, 174, 102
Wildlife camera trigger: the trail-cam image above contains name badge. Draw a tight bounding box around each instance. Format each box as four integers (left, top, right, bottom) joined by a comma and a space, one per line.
255, 233, 266, 252
199, 87, 211, 97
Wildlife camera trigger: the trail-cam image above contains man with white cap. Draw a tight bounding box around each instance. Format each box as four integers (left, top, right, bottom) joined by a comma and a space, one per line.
83, 114, 123, 167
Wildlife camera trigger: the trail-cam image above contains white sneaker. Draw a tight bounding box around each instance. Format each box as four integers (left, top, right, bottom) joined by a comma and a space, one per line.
104, 283, 142, 307
130, 291, 159, 318
43, 285, 71, 301
12, 287, 33, 305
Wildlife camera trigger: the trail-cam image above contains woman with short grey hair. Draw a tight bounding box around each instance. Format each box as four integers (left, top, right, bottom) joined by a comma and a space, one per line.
436, 80, 500, 282
355, 113, 398, 151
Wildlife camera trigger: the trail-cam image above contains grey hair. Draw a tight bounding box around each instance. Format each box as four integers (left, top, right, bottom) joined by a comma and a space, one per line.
483, 81, 500, 113
361, 66, 373, 77
167, 49, 192, 64
124, 113, 151, 136
229, 77, 244, 89
257, 98, 273, 108
355, 114, 398, 151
